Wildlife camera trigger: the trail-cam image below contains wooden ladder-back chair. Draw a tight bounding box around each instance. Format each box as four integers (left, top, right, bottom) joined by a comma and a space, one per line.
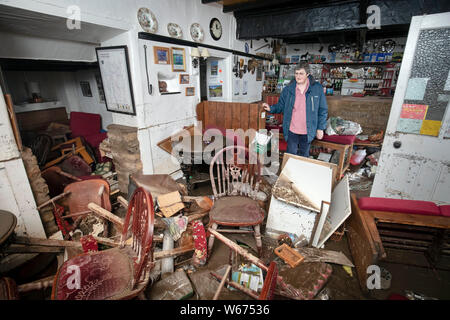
51, 187, 155, 300
208, 145, 265, 257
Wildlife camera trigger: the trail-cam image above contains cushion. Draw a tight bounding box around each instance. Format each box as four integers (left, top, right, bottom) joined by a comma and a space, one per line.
70, 112, 102, 138
358, 197, 441, 216
53, 248, 133, 300
322, 134, 356, 145
439, 205, 450, 217
84, 132, 108, 149
210, 196, 265, 225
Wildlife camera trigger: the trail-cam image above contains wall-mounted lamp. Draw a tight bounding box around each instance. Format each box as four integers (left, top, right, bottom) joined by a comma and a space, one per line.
191, 47, 201, 68
191, 47, 210, 68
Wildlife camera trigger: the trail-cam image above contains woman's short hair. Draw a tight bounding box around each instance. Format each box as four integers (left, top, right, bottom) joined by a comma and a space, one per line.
294, 61, 310, 74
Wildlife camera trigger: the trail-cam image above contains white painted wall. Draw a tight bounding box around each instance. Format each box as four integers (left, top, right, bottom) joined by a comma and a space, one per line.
0, 31, 98, 61
0, 89, 46, 271
4, 69, 113, 129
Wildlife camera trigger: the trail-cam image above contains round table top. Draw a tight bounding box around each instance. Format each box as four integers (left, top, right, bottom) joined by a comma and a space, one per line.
0, 210, 17, 245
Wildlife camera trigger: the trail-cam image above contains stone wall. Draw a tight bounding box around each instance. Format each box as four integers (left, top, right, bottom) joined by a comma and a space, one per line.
106, 124, 143, 193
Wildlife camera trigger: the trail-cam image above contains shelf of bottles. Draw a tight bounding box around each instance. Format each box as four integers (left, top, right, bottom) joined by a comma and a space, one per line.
320, 62, 399, 96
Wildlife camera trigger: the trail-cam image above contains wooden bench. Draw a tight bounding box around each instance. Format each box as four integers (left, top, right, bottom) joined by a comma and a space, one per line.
347, 193, 450, 291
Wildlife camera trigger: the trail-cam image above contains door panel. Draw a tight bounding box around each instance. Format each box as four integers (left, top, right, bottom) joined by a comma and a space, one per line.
371, 12, 450, 204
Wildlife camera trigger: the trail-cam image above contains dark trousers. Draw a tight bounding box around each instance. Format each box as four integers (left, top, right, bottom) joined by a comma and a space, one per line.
287, 130, 310, 157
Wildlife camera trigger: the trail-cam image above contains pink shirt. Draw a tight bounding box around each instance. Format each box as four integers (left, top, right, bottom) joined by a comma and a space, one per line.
289, 79, 309, 134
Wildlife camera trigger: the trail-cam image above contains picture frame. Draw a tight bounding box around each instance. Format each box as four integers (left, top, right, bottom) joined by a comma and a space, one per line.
186, 87, 195, 96
179, 74, 190, 84
80, 81, 93, 97
171, 47, 186, 72
153, 46, 171, 64
95, 45, 136, 115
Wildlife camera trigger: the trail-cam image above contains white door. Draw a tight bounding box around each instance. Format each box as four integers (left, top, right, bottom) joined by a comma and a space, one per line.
371, 12, 450, 205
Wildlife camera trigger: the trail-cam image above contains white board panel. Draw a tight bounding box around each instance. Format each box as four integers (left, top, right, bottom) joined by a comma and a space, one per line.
265, 195, 317, 242
315, 175, 351, 248
276, 157, 332, 212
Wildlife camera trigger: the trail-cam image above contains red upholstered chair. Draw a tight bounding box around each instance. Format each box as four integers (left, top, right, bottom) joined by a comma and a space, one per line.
52, 187, 155, 300
207, 145, 265, 257
70, 112, 108, 161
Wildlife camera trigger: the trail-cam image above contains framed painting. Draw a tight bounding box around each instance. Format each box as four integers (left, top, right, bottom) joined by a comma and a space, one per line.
186, 87, 195, 96
171, 47, 186, 72
180, 74, 189, 84
95, 45, 136, 115
153, 46, 170, 64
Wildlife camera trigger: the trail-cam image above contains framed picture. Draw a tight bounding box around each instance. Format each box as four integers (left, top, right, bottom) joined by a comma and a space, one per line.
95, 45, 136, 115
80, 81, 92, 97
186, 87, 195, 96
171, 47, 186, 72
153, 46, 170, 64
179, 74, 189, 84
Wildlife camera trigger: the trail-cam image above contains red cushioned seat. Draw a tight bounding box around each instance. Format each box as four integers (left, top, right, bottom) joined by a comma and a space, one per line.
279, 139, 287, 152
322, 134, 356, 145
439, 205, 450, 217
53, 248, 134, 300
358, 197, 441, 216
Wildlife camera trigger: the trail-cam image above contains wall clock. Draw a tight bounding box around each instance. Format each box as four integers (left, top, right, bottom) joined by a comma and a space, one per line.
209, 18, 222, 41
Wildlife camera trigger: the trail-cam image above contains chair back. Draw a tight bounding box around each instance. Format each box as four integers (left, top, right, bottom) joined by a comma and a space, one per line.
120, 187, 155, 287
63, 179, 111, 214
209, 145, 261, 200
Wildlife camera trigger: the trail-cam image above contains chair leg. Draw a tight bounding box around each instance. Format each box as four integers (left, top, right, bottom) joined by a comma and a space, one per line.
254, 225, 263, 257
208, 223, 218, 258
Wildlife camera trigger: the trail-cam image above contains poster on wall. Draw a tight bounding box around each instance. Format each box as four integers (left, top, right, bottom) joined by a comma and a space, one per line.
95, 45, 136, 115
396, 28, 450, 137
211, 60, 218, 76
209, 84, 223, 97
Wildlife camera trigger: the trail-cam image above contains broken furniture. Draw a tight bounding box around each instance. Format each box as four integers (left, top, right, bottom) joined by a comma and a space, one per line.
31, 134, 53, 167
128, 173, 187, 202
41, 166, 82, 197
209, 228, 332, 300
347, 193, 450, 291
207, 145, 265, 257
49, 179, 111, 239
0, 210, 17, 249
43, 137, 95, 169
311, 134, 356, 180
52, 187, 155, 300
69, 111, 108, 161
267, 152, 351, 247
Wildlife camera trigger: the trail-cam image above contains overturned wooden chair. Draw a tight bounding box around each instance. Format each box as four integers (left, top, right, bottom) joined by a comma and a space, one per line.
51, 187, 155, 300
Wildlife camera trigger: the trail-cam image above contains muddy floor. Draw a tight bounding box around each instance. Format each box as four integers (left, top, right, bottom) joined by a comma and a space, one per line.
7, 169, 450, 301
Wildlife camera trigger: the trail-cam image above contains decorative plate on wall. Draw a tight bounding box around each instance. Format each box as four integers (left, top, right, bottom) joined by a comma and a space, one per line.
167, 23, 183, 39
137, 8, 158, 33
190, 23, 204, 42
